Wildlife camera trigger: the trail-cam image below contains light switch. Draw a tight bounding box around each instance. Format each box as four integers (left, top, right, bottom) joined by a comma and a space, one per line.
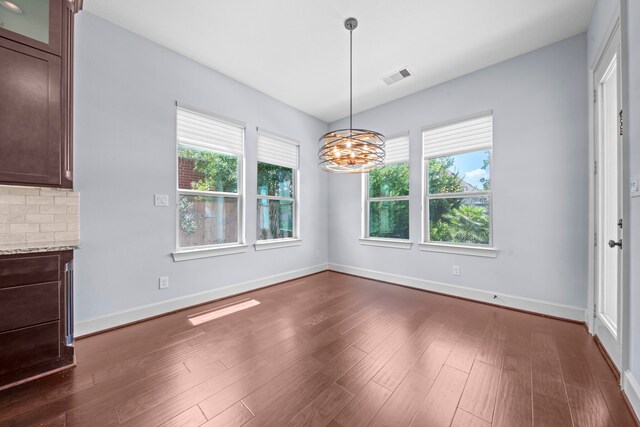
631, 178, 640, 198
154, 194, 169, 206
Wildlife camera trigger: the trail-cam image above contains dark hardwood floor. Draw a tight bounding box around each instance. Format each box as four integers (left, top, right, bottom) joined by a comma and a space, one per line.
0, 271, 636, 426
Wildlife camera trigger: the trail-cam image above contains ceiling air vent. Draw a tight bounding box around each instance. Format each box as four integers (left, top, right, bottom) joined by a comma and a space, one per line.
382, 68, 411, 85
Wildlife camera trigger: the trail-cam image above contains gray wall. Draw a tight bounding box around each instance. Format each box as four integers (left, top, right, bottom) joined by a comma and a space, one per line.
74, 12, 329, 324
328, 35, 589, 308
622, 0, 640, 389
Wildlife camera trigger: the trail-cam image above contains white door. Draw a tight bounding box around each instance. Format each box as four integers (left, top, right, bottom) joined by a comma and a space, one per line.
593, 24, 623, 369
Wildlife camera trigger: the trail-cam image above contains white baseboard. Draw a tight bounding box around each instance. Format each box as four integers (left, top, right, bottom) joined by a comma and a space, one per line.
585, 309, 595, 333
329, 263, 586, 322
75, 263, 328, 337
624, 370, 640, 420
76, 262, 588, 337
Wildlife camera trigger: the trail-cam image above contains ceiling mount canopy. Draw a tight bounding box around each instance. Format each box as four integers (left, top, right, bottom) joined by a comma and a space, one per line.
318, 17, 385, 174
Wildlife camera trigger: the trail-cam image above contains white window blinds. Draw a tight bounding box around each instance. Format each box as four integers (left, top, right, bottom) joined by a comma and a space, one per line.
257, 129, 299, 169
177, 105, 244, 156
384, 133, 410, 165
423, 114, 492, 158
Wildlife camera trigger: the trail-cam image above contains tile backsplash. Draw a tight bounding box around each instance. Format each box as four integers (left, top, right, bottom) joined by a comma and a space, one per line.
0, 186, 79, 245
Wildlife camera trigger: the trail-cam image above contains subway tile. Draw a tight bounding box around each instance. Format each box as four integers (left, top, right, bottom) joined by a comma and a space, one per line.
10, 223, 39, 233
26, 214, 54, 224
55, 197, 78, 205
0, 205, 9, 214
39, 189, 66, 197
25, 196, 54, 205
0, 224, 7, 233
10, 205, 39, 214
8, 187, 41, 195
54, 214, 77, 223
0, 234, 26, 243
54, 231, 79, 241
40, 205, 67, 214
41, 223, 67, 232
25, 232, 55, 242
4, 214, 26, 224
66, 205, 78, 214
0, 195, 26, 205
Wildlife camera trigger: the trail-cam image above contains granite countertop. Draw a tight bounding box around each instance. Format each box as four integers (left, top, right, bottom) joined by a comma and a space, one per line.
0, 240, 80, 255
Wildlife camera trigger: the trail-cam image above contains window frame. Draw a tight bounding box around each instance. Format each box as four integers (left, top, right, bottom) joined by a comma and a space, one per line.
255, 129, 300, 249
173, 103, 247, 260
421, 112, 497, 256
256, 161, 298, 241
362, 133, 411, 247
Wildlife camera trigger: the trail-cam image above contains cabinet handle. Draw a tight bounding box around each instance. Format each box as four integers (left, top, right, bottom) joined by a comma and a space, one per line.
65, 261, 74, 346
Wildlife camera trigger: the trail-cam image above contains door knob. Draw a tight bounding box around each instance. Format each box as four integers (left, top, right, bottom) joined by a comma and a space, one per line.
608, 239, 622, 248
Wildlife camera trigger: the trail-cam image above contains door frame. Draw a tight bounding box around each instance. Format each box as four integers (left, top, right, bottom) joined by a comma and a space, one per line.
587, 8, 630, 382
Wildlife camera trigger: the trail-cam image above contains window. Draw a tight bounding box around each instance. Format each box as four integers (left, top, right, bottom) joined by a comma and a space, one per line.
256, 130, 299, 241
176, 105, 245, 250
364, 133, 410, 240
423, 113, 493, 247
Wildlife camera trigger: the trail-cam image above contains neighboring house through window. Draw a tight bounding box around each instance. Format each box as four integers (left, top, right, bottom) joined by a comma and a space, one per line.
423, 112, 493, 247
257, 130, 299, 241
176, 104, 245, 250
364, 133, 410, 240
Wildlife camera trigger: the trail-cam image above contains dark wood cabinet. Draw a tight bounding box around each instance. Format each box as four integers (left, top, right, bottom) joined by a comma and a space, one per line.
0, 250, 74, 390
0, 322, 61, 377
0, 0, 62, 56
0, 282, 60, 332
0, 38, 62, 186
0, 0, 78, 188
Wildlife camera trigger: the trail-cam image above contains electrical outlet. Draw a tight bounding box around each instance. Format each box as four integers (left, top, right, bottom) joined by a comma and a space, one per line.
154, 194, 169, 207
159, 276, 169, 289
631, 177, 640, 198
315, 250, 320, 259
453, 265, 461, 276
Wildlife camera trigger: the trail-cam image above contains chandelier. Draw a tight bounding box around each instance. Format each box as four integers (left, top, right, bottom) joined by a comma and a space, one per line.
318, 18, 385, 173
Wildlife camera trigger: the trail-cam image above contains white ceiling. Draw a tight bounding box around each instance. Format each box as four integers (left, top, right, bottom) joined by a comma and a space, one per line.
83, 0, 596, 123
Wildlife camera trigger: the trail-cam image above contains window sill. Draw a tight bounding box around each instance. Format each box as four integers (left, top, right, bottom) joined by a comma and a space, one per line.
254, 238, 302, 251
172, 244, 249, 262
419, 242, 498, 258
359, 238, 413, 250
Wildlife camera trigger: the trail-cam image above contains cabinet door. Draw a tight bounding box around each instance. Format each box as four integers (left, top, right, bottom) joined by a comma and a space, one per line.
0, 321, 60, 376
0, 253, 60, 289
0, 0, 61, 55
0, 37, 62, 186
0, 282, 60, 333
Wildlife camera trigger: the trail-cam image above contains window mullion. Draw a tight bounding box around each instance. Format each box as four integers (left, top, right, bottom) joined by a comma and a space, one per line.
369, 196, 410, 202
426, 191, 490, 199
257, 195, 295, 202
179, 189, 239, 198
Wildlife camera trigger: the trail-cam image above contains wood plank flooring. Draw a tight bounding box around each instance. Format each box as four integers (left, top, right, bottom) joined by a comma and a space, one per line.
0, 271, 636, 426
